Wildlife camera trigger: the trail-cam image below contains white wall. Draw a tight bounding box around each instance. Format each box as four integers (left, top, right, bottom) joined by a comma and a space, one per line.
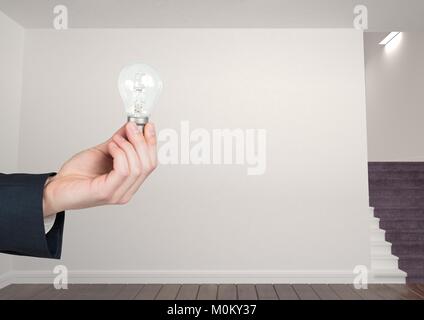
365, 32, 424, 161
13, 29, 370, 283
0, 10, 24, 284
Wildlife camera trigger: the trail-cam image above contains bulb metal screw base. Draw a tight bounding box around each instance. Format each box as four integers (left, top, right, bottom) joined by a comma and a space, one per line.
127, 116, 149, 131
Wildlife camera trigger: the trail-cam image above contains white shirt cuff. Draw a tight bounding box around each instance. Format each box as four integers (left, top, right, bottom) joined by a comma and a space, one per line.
44, 214, 57, 234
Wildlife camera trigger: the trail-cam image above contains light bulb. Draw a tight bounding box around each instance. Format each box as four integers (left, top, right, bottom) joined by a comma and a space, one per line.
118, 63, 163, 129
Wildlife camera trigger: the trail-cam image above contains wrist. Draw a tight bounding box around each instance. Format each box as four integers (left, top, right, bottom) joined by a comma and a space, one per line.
43, 176, 58, 217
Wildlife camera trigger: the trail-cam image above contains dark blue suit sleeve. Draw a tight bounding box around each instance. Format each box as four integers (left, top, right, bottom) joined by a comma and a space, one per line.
0, 173, 65, 259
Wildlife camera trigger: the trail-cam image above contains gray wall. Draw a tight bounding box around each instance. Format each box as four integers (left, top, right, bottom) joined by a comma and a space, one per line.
365, 32, 424, 161
11, 29, 370, 282
0, 10, 24, 284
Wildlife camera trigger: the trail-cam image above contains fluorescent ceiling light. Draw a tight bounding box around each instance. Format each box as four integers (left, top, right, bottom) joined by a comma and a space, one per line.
379, 32, 401, 45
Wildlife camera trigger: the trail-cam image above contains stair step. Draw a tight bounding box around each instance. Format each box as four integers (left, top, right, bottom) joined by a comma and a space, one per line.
369, 178, 424, 188
370, 217, 380, 229
371, 229, 386, 242
386, 230, 424, 242
370, 189, 424, 197
370, 188, 424, 198
380, 219, 424, 230
370, 196, 424, 207
371, 241, 392, 255
392, 242, 424, 255
398, 254, 424, 260
369, 171, 424, 180
401, 267, 424, 278
374, 208, 424, 220
368, 162, 424, 284
369, 162, 424, 172
391, 244, 424, 259
371, 255, 399, 270
372, 269, 407, 283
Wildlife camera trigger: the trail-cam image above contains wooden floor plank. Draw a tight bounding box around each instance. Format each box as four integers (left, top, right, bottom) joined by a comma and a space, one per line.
12, 284, 50, 300
385, 284, 423, 300
135, 284, 162, 300
3, 283, 423, 300
274, 284, 299, 300
104, 284, 128, 299
176, 284, 199, 300
31, 285, 66, 300
311, 284, 340, 300
0, 285, 16, 300
367, 284, 402, 300
292, 284, 319, 300
0, 285, 11, 298
0, 285, 24, 300
256, 284, 278, 300
0, 284, 50, 300
51, 284, 81, 300
197, 284, 218, 300
156, 284, 181, 300
57, 284, 124, 300
115, 284, 144, 300
350, 285, 383, 300
374, 284, 406, 300
217, 284, 237, 300
237, 284, 258, 300
416, 284, 424, 294
329, 284, 362, 300
55, 284, 98, 300
407, 284, 424, 299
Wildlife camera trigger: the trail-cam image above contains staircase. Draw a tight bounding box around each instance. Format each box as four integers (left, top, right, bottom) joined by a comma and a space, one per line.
369, 207, 406, 283
369, 162, 424, 283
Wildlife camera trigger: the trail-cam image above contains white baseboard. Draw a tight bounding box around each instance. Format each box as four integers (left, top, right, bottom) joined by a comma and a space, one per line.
3, 269, 377, 284
0, 272, 13, 289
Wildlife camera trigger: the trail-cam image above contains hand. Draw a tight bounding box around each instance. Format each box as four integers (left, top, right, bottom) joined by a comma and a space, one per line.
43, 122, 158, 216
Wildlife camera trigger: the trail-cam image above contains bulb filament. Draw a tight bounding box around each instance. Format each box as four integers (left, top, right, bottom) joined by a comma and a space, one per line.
133, 73, 146, 116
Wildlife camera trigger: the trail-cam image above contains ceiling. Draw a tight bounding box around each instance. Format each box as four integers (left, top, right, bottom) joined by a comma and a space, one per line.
1, 0, 423, 30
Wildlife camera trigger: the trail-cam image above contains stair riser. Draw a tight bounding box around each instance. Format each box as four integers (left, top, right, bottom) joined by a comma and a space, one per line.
381, 221, 424, 230
369, 172, 424, 179
370, 189, 424, 197
399, 259, 424, 271
403, 269, 424, 277
370, 179, 424, 188
370, 219, 380, 229
392, 245, 424, 255
387, 233, 424, 242
371, 259, 399, 270
375, 212, 424, 220
374, 278, 407, 284
371, 246, 392, 256
371, 197, 424, 207
399, 257, 424, 271
371, 232, 386, 242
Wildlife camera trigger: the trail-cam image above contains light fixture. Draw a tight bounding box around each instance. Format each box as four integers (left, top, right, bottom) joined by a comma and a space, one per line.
118, 63, 163, 130
379, 32, 401, 46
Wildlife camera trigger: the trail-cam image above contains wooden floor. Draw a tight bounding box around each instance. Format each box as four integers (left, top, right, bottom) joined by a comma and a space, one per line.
1, 284, 424, 300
